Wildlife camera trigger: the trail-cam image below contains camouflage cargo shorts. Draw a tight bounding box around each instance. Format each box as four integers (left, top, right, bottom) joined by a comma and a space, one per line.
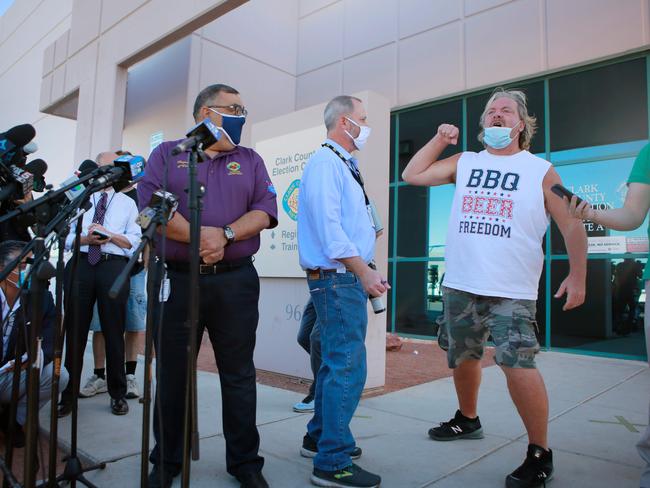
437, 286, 540, 369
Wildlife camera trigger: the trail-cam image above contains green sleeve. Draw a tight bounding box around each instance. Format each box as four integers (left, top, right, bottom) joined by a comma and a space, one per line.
628, 143, 650, 185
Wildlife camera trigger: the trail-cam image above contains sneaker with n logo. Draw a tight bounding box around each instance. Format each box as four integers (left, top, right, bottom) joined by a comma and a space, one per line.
311, 463, 380, 487
301, 434, 362, 460
506, 444, 553, 488
428, 409, 484, 441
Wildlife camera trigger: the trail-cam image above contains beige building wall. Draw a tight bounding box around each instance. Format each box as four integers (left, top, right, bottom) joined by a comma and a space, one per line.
0, 0, 76, 185
295, 0, 650, 109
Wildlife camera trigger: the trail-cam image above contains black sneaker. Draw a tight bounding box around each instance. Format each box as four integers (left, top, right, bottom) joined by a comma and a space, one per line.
301, 434, 362, 460
428, 409, 484, 441
506, 444, 553, 488
311, 463, 380, 487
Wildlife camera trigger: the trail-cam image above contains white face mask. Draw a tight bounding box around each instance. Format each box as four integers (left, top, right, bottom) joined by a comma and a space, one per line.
344, 117, 372, 150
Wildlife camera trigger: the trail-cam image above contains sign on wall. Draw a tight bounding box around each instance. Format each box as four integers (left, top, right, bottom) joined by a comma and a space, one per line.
254, 125, 325, 277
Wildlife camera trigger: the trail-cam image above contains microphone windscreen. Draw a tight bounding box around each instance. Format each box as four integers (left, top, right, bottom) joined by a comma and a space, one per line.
78, 159, 98, 176
25, 158, 47, 177
23, 142, 38, 154
3, 124, 36, 147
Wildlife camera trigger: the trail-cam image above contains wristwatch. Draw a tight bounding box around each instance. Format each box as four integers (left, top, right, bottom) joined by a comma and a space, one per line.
223, 225, 236, 246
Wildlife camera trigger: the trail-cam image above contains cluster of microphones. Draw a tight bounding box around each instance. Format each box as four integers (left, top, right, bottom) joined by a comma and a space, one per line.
0, 122, 180, 233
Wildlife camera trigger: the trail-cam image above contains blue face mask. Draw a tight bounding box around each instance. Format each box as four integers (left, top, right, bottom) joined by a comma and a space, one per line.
209, 108, 246, 146
7, 266, 29, 290
483, 122, 521, 149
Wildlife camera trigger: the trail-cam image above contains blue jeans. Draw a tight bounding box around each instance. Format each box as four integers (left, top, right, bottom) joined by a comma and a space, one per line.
296, 298, 320, 400
306, 271, 368, 471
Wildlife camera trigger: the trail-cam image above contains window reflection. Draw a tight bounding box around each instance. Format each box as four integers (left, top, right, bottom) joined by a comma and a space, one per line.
550, 258, 647, 358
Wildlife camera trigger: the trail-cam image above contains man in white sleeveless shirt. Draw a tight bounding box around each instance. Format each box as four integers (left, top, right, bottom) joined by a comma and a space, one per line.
403, 89, 587, 488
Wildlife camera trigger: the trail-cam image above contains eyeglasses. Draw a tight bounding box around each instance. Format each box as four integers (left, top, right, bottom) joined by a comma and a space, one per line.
207, 104, 248, 117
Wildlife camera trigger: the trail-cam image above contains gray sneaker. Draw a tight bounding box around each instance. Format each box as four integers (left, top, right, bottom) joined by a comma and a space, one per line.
126, 374, 140, 399
79, 374, 107, 398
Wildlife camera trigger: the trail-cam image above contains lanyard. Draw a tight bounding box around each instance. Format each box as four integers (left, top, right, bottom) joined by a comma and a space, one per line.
322, 143, 370, 205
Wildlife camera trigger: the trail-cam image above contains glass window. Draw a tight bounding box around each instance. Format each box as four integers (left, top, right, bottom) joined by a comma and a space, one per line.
552, 157, 649, 255
398, 100, 463, 177
394, 261, 441, 336
386, 264, 394, 332
467, 81, 545, 154
396, 185, 429, 257
550, 258, 647, 359
549, 58, 648, 151
389, 187, 395, 257
390, 115, 396, 182
427, 184, 455, 258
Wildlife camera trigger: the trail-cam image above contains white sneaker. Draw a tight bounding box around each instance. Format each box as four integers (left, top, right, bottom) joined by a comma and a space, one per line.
79, 374, 107, 398
293, 396, 315, 413
126, 374, 140, 399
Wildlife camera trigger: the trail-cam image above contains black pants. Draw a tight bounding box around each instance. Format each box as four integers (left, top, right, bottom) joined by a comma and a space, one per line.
149, 262, 264, 477
62, 256, 129, 401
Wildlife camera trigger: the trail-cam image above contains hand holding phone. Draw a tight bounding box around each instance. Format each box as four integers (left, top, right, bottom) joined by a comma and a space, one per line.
551, 183, 595, 221
91, 228, 111, 241
550, 184, 584, 206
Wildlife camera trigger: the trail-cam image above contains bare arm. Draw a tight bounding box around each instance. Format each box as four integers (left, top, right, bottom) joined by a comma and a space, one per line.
160, 212, 190, 243
199, 210, 271, 264
402, 124, 460, 187
544, 168, 587, 310
567, 182, 650, 231
229, 210, 271, 241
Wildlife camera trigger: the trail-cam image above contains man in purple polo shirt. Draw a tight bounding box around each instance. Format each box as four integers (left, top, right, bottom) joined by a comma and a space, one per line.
138, 83, 278, 488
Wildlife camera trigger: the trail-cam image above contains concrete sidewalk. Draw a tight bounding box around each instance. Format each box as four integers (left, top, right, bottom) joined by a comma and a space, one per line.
46, 350, 647, 487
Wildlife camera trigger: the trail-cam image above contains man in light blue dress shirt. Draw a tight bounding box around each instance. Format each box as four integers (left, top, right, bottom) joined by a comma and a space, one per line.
297, 95, 388, 488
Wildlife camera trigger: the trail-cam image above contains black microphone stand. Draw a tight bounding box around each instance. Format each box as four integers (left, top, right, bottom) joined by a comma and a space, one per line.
180, 144, 203, 488
53, 185, 108, 488
45, 232, 67, 486
106, 200, 171, 488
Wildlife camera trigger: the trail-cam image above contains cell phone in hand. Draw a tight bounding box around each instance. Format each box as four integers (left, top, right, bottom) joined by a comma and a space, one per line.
551, 184, 584, 206
92, 229, 110, 240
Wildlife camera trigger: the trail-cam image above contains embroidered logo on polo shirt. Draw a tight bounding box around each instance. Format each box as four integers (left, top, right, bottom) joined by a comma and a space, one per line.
226, 162, 242, 175
282, 179, 300, 221
177, 160, 188, 168
266, 180, 276, 195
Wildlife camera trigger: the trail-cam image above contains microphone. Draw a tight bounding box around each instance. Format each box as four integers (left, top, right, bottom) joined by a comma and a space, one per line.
92, 154, 146, 192
60, 160, 99, 201
0, 124, 37, 169
23, 142, 38, 155
25, 159, 47, 192
171, 118, 221, 156
0, 159, 44, 202
136, 190, 179, 230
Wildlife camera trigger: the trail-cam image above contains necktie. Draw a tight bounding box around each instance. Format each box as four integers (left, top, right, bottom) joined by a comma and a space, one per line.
87, 192, 108, 266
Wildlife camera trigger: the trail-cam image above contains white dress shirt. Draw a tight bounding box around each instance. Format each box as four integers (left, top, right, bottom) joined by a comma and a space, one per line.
65, 189, 141, 257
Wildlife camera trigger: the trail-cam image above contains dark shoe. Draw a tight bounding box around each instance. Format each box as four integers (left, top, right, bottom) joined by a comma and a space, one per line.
57, 400, 73, 418
236, 470, 269, 488
0, 413, 25, 448
110, 397, 129, 415
301, 433, 361, 460
506, 444, 554, 488
311, 463, 380, 487
148, 465, 179, 488
8, 422, 25, 448
428, 409, 484, 441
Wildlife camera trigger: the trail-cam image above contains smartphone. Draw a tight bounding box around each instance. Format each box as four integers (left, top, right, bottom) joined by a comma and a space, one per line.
92, 229, 110, 240
551, 184, 584, 206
